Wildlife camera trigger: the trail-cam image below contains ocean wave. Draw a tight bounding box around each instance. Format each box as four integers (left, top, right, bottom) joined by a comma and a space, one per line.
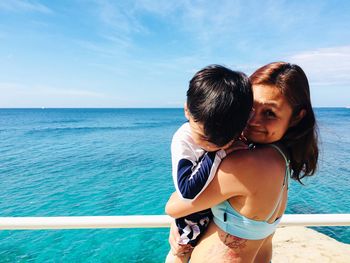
25, 126, 124, 134
39, 119, 85, 125
24, 122, 176, 135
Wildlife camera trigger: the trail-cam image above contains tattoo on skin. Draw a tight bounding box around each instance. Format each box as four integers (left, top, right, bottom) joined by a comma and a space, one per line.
222, 233, 247, 250
206, 233, 247, 262
224, 251, 240, 263
175, 244, 193, 257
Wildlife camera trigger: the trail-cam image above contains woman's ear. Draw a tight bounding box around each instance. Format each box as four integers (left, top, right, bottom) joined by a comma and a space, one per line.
289, 109, 306, 127
184, 103, 190, 120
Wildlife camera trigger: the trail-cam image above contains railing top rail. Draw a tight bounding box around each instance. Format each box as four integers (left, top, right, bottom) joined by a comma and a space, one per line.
0, 214, 350, 230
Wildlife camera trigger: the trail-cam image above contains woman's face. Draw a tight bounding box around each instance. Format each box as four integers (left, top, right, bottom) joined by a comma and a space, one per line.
244, 84, 294, 144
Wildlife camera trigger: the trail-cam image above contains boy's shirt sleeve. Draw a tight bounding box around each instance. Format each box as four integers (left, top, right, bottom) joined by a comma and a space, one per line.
171, 123, 226, 201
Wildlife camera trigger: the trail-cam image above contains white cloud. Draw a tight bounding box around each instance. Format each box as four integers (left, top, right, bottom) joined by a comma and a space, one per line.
289, 46, 350, 87
0, 0, 53, 14
136, 0, 242, 43
134, 0, 181, 14
86, 0, 244, 53
75, 39, 127, 57
82, 0, 342, 64
92, 0, 147, 34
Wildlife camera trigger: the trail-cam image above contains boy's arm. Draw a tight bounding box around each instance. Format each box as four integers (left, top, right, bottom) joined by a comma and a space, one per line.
166, 150, 253, 218
171, 124, 226, 201
176, 150, 225, 200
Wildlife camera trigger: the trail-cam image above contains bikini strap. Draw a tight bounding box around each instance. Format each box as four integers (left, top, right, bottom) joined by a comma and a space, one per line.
265, 144, 290, 222
268, 144, 290, 186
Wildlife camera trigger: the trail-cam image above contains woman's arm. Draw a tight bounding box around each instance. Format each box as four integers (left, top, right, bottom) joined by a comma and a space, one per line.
166, 151, 254, 218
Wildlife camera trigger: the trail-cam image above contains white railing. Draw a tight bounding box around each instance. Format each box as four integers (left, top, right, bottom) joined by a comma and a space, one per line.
0, 214, 350, 230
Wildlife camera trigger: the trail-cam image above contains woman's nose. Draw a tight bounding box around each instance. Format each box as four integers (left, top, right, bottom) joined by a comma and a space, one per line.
247, 111, 259, 126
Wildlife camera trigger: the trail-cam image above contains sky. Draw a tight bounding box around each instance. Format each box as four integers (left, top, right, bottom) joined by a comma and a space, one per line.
0, 0, 349, 108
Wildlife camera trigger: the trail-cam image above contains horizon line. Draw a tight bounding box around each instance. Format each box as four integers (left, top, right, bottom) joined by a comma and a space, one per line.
0, 106, 348, 109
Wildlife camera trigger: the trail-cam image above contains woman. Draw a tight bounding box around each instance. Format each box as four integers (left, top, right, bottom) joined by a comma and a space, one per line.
166, 62, 318, 262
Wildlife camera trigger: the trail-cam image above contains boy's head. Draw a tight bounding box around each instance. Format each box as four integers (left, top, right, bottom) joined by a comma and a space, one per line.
185, 65, 253, 150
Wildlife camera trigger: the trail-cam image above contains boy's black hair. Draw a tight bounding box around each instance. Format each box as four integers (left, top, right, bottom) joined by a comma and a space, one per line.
187, 64, 253, 147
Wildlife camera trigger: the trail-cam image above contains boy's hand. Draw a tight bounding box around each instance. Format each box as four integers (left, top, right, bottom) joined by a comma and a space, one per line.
225, 140, 249, 155
168, 220, 193, 256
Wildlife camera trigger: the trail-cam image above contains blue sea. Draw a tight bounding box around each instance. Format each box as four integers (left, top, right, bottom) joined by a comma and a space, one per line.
0, 108, 349, 262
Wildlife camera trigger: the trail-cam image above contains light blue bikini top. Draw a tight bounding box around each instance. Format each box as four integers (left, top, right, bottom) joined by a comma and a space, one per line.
211, 144, 290, 240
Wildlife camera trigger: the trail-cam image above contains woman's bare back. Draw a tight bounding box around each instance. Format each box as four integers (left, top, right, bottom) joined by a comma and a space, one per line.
190, 146, 289, 263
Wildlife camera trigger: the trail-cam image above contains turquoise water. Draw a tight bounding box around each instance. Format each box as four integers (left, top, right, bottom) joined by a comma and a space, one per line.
0, 108, 349, 262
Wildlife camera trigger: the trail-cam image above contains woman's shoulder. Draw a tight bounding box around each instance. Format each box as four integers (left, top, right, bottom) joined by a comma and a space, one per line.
217, 144, 287, 195
220, 144, 286, 178
226, 144, 280, 163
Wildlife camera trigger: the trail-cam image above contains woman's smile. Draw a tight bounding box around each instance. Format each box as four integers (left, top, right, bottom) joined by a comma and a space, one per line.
246, 127, 266, 134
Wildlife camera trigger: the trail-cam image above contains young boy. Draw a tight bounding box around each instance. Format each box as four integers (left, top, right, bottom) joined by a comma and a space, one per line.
170, 65, 252, 262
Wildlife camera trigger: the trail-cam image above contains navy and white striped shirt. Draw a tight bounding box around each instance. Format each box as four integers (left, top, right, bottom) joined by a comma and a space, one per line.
171, 123, 226, 201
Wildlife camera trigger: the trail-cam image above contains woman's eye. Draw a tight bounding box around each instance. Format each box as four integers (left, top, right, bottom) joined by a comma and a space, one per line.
265, 110, 276, 118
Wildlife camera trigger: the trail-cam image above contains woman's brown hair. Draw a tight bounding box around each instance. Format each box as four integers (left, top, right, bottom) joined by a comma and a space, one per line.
250, 62, 319, 183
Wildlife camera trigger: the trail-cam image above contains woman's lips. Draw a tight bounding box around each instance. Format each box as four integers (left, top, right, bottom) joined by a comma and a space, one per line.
246, 128, 266, 134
